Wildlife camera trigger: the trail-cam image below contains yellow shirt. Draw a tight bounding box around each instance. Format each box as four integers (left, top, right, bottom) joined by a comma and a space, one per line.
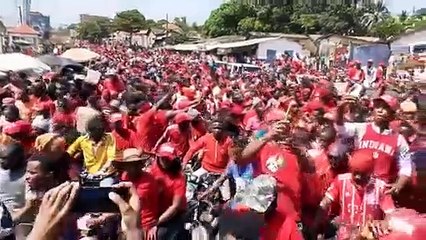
67, 133, 116, 174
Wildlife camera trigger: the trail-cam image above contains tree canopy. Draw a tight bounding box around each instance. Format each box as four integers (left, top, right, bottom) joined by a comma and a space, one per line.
203, 2, 426, 40
113, 9, 146, 34
77, 18, 112, 43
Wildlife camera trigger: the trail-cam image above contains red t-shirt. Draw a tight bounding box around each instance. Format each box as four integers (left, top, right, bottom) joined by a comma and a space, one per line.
256, 143, 302, 240
149, 163, 187, 215
183, 133, 233, 173
189, 122, 207, 147
52, 111, 75, 127
135, 108, 168, 153
121, 172, 159, 229
160, 124, 190, 157
325, 173, 394, 239
112, 129, 137, 160
103, 78, 125, 95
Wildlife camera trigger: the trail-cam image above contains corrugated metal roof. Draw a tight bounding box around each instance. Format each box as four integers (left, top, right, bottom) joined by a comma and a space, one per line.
7, 24, 38, 35
348, 36, 382, 43
215, 37, 279, 49
166, 37, 280, 51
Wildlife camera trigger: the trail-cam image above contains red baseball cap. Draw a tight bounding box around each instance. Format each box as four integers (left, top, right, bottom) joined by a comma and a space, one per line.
174, 113, 193, 124
349, 149, 375, 174
156, 143, 177, 160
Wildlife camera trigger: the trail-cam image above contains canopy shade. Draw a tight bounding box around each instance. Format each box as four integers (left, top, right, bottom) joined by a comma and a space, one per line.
0, 53, 51, 73
61, 48, 100, 63
38, 55, 84, 72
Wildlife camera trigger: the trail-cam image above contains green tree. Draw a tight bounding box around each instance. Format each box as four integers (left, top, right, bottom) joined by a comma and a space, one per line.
145, 19, 158, 28
400, 11, 408, 22
203, 3, 256, 37
270, 6, 292, 32
361, 1, 390, 30
113, 9, 146, 34
371, 18, 405, 40
174, 17, 190, 32
237, 17, 257, 34
77, 21, 102, 43
318, 5, 365, 35
292, 14, 319, 33
67, 23, 79, 30
95, 18, 113, 38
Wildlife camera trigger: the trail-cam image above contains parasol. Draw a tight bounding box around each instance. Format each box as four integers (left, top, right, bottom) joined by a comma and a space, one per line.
61, 48, 100, 63
0, 53, 51, 73
38, 55, 84, 72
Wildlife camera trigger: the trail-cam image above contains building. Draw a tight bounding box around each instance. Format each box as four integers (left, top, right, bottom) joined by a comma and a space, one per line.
7, 24, 40, 47
80, 14, 110, 23
0, 21, 6, 53
14, 0, 32, 24
29, 11, 51, 39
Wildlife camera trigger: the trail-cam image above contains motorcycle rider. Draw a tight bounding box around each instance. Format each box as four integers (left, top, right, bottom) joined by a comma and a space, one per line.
362, 59, 377, 88
346, 61, 365, 95
183, 118, 233, 177
150, 143, 187, 240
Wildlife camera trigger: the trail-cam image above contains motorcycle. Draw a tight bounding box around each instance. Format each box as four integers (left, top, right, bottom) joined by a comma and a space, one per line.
185, 171, 228, 240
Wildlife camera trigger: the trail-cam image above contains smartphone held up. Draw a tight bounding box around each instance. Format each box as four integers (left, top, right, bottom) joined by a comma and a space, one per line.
71, 186, 130, 213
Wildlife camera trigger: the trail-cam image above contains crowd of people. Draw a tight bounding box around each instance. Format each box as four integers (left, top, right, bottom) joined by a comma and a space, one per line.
0, 41, 423, 240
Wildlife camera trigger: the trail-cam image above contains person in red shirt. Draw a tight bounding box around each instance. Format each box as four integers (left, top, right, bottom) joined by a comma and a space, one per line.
110, 113, 137, 160
313, 149, 395, 240
188, 110, 207, 147
335, 95, 413, 194
154, 113, 192, 157
183, 119, 234, 176
236, 120, 304, 240
150, 143, 187, 240
103, 73, 125, 97
135, 93, 184, 153
30, 82, 55, 116
113, 148, 159, 240
51, 98, 75, 129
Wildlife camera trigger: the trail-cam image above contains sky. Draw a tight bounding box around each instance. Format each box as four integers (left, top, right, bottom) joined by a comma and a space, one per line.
0, 0, 422, 27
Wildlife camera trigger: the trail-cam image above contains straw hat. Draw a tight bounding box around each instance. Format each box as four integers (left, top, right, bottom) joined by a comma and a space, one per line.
114, 148, 150, 164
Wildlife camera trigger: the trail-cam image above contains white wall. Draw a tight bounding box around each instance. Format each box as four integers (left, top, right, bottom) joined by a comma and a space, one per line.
256, 38, 304, 60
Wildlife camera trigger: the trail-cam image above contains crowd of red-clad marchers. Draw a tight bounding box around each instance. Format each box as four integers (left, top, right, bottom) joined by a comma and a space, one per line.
0, 42, 424, 240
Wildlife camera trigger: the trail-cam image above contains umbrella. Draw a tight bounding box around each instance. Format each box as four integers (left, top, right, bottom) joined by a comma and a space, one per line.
61, 48, 100, 63
0, 53, 51, 73
38, 55, 84, 72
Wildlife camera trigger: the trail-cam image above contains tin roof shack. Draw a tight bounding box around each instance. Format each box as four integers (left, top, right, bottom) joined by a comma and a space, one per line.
250, 32, 317, 55
215, 37, 279, 56
256, 37, 308, 60
7, 24, 40, 48
316, 34, 384, 56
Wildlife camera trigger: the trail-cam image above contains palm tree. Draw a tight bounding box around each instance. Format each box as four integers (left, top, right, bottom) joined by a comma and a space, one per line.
399, 10, 408, 22
361, 1, 390, 30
